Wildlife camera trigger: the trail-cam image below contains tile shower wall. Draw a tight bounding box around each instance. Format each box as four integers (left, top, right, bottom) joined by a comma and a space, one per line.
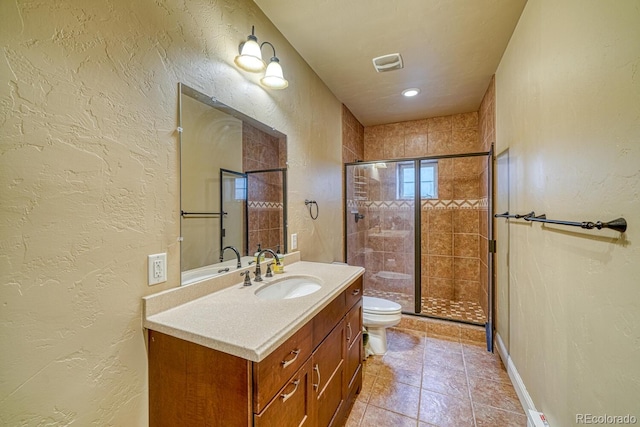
361, 113, 488, 320
343, 105, 367, 268
243, 122, 286, 254
342, 105, 365, 164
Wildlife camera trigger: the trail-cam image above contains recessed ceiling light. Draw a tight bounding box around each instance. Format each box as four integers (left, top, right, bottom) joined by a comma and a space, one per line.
402, 88, 420, 97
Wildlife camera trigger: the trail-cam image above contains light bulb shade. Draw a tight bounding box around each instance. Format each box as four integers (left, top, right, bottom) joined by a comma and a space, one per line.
260, 57, 289, 89
234, 37, 266, 72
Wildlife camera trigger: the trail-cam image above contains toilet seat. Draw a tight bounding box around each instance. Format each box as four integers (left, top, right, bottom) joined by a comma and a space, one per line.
363, 296, 402, 315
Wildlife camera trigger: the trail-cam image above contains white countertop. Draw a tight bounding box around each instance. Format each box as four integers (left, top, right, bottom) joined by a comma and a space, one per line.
143, 259, 364, 362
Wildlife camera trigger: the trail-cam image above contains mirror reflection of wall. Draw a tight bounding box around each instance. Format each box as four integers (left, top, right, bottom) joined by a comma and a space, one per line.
244, 122, 287, 254
181, 95, 243, 271
179, 84, 287, 286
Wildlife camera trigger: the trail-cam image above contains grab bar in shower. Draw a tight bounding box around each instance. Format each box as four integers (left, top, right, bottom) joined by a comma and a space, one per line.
495, 211, 627, 233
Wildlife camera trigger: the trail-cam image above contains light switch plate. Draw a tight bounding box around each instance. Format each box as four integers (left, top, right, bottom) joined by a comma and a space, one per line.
148, 253, 167, 285
291, 233, 298, 250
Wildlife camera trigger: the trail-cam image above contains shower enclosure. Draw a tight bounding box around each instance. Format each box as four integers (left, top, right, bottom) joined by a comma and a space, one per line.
345, 152, 493, 343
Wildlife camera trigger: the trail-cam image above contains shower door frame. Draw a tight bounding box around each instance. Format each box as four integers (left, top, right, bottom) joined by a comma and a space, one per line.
344, 150, 494, 347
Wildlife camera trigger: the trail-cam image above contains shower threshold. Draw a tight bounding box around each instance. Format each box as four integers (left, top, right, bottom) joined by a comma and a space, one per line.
363, 289, 487, 325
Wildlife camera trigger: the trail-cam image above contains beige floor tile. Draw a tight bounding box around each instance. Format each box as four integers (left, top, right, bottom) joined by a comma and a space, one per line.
360, 405, 419, 427
463, 346, 511, 383
388, 328, 427, 351
474, 403, 528, 427
357, 371, 376, 403
422, 364, 470, 400
369, 376, 421, 419
345, 400, 367, 427
419, 389, 475, 427
362, 355, 384, 378
345, 327, 527, 426
379, 352, 424, 387
424, 347, 466, 372
385, 344, 425, 365
468, 376, 524, 414
425, 335, 463, 353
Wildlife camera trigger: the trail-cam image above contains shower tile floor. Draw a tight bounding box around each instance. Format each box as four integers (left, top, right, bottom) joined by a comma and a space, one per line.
364, 289, 487, 325
346, 327, 527, 427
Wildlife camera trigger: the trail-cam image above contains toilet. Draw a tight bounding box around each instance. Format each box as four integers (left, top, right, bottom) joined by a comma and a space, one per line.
362, 296, 402, 355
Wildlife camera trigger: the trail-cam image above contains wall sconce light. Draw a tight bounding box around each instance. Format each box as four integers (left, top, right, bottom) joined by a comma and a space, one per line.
235, 26, 289, 90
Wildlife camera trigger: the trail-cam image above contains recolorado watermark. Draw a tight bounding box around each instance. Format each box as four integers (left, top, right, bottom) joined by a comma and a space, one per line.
576, 414, 637, 424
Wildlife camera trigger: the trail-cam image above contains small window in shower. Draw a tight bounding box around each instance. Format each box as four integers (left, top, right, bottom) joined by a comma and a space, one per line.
234, 177, 247, 200
397, 160, 438, 199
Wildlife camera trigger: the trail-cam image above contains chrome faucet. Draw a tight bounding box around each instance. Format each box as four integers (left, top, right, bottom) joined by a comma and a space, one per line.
253, 249, 281, 282
220, 246, 242, 269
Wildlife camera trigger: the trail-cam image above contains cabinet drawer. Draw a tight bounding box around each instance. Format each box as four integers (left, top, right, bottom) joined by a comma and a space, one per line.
254, 359, 313, 427
253, 321, 313, 413
313, 291, 346, 349
345, 276, 363, 310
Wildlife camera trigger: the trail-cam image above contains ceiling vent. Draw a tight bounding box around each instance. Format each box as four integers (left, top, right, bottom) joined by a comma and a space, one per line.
372, 53, 404, 72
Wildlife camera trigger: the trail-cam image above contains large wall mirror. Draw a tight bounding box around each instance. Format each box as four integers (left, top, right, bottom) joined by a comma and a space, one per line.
179, 83, 288, 285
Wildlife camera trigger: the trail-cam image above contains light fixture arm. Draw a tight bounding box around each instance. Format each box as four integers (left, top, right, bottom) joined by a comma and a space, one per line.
260, 41, 277, 60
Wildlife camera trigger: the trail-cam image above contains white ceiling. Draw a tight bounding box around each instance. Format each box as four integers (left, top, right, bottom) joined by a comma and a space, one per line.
253, 0, 527, 126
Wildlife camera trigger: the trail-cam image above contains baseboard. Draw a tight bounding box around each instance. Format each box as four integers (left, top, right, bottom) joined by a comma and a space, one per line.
495, 333, 542, 427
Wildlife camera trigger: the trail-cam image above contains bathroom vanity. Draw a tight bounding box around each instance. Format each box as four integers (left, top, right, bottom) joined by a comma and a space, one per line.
144, 258, 364, 427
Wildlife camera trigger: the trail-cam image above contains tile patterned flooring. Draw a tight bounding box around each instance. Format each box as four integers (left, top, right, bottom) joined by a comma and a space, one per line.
364, 289, 487, 324
421, 298, 486, 324
345, 327, 527, 427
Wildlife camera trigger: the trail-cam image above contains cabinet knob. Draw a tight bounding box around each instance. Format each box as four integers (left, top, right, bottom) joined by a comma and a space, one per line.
352, 289, 360, 295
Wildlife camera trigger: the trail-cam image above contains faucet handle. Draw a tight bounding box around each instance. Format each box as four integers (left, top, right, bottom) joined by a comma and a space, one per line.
240, 271, 252, 286
266, 262, 274, 278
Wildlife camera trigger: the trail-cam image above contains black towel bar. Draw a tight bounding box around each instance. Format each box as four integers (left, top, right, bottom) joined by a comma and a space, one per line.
495, 211, 627, 233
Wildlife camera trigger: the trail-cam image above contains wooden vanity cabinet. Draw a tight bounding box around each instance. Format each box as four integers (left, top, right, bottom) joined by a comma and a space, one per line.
148, 276, 363, 427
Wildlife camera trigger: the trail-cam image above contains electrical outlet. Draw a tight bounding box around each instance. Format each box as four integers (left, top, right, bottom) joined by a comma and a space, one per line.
148, 253, 167, 285
291, 233, 298, 250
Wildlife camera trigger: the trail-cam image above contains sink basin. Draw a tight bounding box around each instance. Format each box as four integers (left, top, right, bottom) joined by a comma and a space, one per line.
255, 276, 322, 300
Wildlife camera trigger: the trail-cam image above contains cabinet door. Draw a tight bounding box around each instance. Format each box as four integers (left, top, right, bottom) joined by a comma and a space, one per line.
254, 359, 313, 427
344, 300, 362, 392
148, 331, 252, 427
312, 320, 345, 427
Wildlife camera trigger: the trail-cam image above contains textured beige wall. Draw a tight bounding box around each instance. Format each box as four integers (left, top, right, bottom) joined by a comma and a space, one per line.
0, 0, 342, 424
496, 0, 640, 424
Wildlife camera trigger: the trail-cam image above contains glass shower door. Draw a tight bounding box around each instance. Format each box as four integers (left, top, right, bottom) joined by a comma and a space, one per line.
346, 152, 492, 327
220, 169, 247, 260
345, 162, 416, 312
